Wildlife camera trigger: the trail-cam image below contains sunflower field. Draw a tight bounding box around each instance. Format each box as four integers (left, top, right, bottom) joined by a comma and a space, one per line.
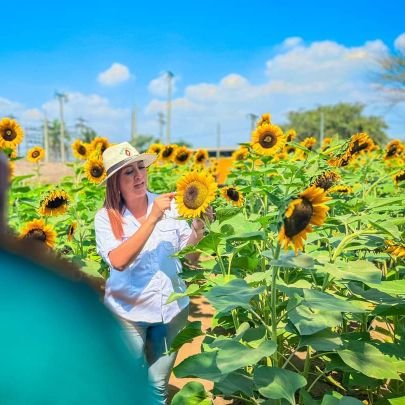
2, 114, 405, 404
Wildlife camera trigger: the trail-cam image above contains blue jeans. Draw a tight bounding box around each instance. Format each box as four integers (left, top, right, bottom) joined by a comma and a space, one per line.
121, 307, 188, 405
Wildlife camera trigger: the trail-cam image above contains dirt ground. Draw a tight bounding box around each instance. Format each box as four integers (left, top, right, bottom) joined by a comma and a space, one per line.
14, 161, 74, 184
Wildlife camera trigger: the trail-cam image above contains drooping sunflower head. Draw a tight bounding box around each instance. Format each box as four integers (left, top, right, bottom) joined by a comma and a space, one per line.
327, 151, 352, 168
90, 137, 110, 155
84, 158, 107, 184
19, 218, 56, 248
232, 146, 249, 162
221, 186, 244, 207
393, 170, 405, 185
159, 144, 177, 162
174, 146, 192, 165
312, 171, 341, 191
327, 185, 353, 194
251, 123, 285, 156
72, 139, 89, 160
385, 240, 405, 258
147, 143, 163, 155
176, 171, 218, 218
39, 189, 70, 216
67, 221, 77, 241
0, 117, 24, 149
301, 137, 317, 151
194, 149, 209, 165
384, 140, 404, 160
278, 185, 330, 253
27, 146, 45, 163
348, 133, 375, 156
256, 113, 272, 127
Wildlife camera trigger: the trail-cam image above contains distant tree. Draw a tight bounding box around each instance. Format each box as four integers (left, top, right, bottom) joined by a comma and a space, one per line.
175, 139, 193, 148
75, 118, 98, 143
282, 103, 388, 145
47, 119, 71, 161
130, 135, 157, 152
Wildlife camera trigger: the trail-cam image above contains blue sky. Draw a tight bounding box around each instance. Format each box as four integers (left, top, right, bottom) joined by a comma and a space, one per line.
1, 0, 404, 148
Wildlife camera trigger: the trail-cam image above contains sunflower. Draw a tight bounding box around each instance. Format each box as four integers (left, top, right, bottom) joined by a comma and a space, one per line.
286, 129, 297, 143
232, 146, 249, 161
385, 240, 405, 258
384, 140, 404, 160
147, 143, 163, 155
327, 152, 352, 168
19, 218, 56, 248
348, 133, 375, 156
301, 137, 317, 151
159, 144, 177, 162
72, 139, 89, 160
278, 185, 331, 253
194, 149, 209, 165
176, 171, 218, 218
327, 185, 353, 194
67, 221, 77, 241
312, 171, 340, 191
39, 189, 70, 216
84, 159, 106, 184
0, 117, 24, 149
90, 137, 110, 155
27, 146, 45, 163
174, 146, 192, 165
256, 113, 271, 127
251, 123, 285, 156
393, 170, 405, 185
321, 137, 332, 151
221, 186, 244, 207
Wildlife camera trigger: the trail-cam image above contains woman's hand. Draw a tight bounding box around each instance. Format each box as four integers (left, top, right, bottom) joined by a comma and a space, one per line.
149, 192, 176, 223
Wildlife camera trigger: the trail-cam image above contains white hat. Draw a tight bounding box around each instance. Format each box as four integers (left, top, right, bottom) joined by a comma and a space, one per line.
101, 142, 157, 183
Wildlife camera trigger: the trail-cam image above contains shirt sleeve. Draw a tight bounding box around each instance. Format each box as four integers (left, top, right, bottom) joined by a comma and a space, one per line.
94, 209, 122, 267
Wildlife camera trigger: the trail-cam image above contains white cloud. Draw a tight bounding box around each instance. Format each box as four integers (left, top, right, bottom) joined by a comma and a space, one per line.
148, 72, 178, 97
281, 37, 304, 50
97, 63, 131, 86
394, 32, 405, 52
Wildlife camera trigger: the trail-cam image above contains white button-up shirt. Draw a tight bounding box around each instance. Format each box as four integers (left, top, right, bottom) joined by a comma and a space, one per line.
95, 191, 192, 324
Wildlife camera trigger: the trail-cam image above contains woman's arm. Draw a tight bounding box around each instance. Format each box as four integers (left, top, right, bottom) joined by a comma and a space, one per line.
108, 194, 174, 270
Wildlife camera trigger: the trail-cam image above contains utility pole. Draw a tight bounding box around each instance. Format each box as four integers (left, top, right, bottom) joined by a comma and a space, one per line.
247, 113, 259, 131
157, 112, 165, 143
320, 110, 325, 145
166, 71, 174, 144
131, 107, 137, 143
43, 115, 49, 162
55, 92, 68, 162
76, 117, 87, 139
216, 122, 221, 159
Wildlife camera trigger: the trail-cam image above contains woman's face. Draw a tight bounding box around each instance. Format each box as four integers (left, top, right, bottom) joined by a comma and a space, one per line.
118, 161, 147, 200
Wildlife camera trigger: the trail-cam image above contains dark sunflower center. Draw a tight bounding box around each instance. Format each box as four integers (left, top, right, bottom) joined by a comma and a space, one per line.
32, 150, 40, 158
397, 173, 405, 182
78, 145, 86, 155
183, 183, 207, 209
46, 197, 67, 209
68, 225, 75, 236
162, 147, 173, 158
3, 128, 16, 141
351, 140, 369, 154
196, 154, 205, 162
91, 165, 104, 178
177, 152, 189, 162
26, 229, 47, 242
284, 198, 313, 238
314, 174, 335, 190
226, 188, 239, 201
259, 132, 277, 149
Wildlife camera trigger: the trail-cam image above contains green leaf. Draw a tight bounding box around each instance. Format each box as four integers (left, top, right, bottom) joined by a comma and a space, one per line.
204, 279, 265, 313
166, 284, 201, 304
171, 381, 212, 405
254, 366, 307, 404
366, 280, 405, 296
269, 251, 315, 269
338, 341, 401, 380
225, 231, 265, 242
215, 207, 241, 223
299, 330, 343, 351
214, 371, 255, 396
321, 392, 363, 405
169, 321, 203, 354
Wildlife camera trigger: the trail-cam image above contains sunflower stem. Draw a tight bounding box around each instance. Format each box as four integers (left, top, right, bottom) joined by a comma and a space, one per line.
270, 243, 281, 365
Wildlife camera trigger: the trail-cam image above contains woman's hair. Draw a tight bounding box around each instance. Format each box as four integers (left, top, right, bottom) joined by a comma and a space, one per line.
103, 172, 125, 240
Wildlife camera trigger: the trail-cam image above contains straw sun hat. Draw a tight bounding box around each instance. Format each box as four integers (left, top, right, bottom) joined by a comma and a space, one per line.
101, 142, 157, 184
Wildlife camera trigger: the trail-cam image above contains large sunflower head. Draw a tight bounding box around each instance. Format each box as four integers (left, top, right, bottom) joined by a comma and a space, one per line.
39, 189, 70, 216
221, 186, 244, 207
72, 139, 89, 160
251, 123, 285, 156
90, 137, 110, 155
27, 146, 45, 163
159, 144, 177, 162
194, 149, 209, 165
67, 221, 77, 241
84, 158, 106, 184
312, 171, 340, 191
384, 140, 404, 160
19, 218, 56, 248
393, 170, 405, 185
0, 118, 24, 149
278, 185, 331, 253
327, 185, 353, 194
147, 143, 163, 155
385, 240, 405, 258
174, 146, 192, 165
256, 113, 272, 127
176, 171, 218, 218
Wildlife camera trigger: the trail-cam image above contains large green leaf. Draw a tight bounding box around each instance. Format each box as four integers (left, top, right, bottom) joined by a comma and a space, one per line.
171, 382, 212, 405
204, 279, 265, 313
366, 280, 405, 296
254, 366, 307, 404
299, 330, 343, 351
214, 371, 255, 397
338, 342, 401, 380
269, 251, 315, 269
166, 284, 201, 304
169, 321, 203, 354
321, 392, 363, 405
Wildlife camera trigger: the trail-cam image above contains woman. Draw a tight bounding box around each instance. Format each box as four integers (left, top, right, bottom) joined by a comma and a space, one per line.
95, 142, 206, 404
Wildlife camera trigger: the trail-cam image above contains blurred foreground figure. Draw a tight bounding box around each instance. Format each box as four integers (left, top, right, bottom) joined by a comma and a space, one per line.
0, 152, 152, 404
